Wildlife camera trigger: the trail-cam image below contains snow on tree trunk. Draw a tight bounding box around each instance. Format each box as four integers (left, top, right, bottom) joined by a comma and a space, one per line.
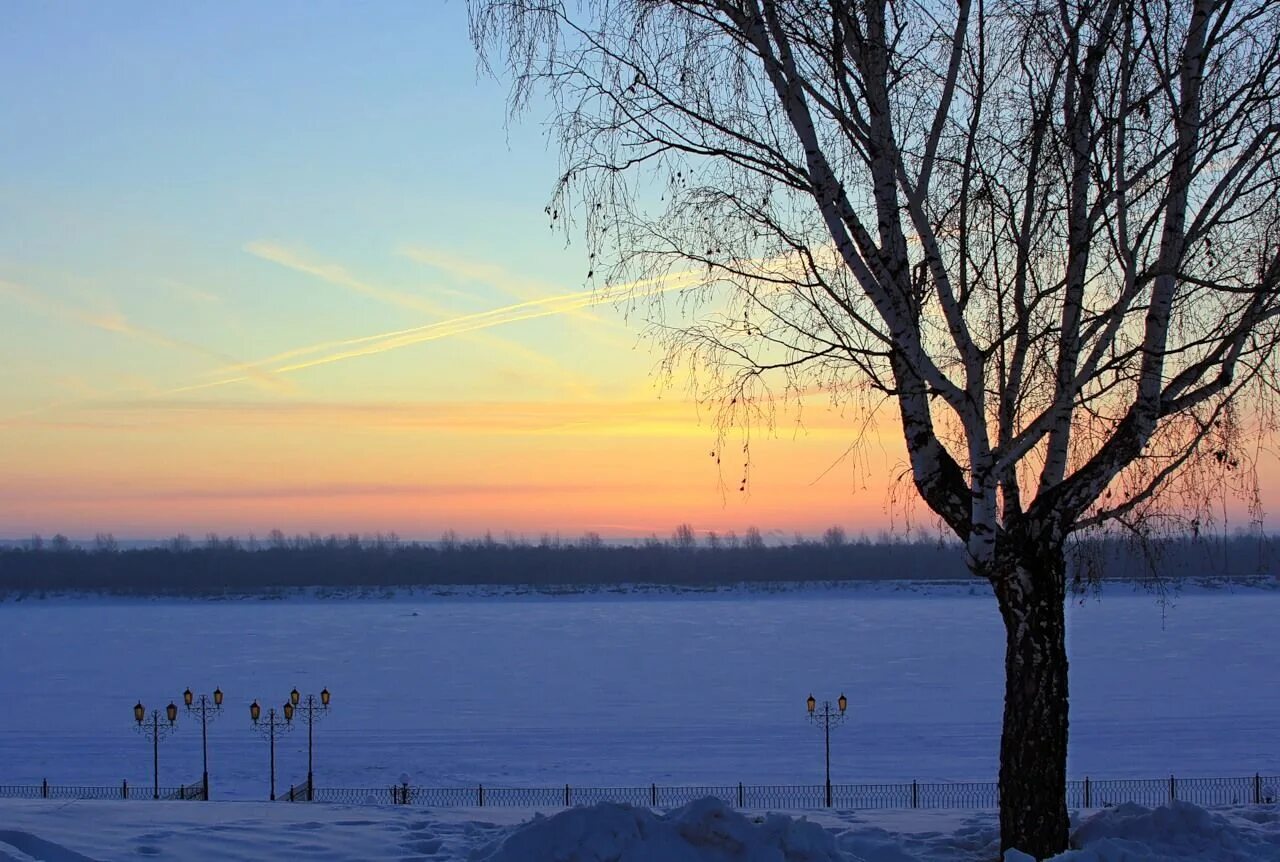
993, 550, 1069, 859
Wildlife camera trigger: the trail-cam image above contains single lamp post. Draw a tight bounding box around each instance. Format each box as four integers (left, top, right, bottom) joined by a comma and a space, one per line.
133, 700, 179, 799
250, 699, 294, 800
183, 687, 223, 799
806, 693, 848, 807
289, 687, 331, 801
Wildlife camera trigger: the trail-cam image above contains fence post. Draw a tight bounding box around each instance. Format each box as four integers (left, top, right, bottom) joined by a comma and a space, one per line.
478, 783, 484, 807
651, 783, 657, 807
122, 779, 128, 800
1084, 777, 1091, 809
737, 782, 744, 808
42, 779, 48, 799
912, 780, 918, 809
1169, 775, 1176, 802
564, 784, 571, 807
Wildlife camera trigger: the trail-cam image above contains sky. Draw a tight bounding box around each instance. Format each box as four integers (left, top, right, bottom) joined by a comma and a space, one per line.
2, 3, 1274, 543
0, 1, 916, 541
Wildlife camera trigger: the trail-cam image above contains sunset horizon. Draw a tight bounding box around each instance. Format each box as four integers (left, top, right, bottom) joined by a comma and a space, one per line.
0, 3, 932, 541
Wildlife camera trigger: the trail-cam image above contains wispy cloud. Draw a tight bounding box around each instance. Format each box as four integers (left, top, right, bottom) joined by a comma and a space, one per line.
243, 241, 598, 395
12, 397, 705, 436
0, 480, 618, 503
180, 264, 703, 394
266, 276, 686, 375
245, 241, 449, 317
399, 246, 567, 301
0, 278, 289, 392
4, 396, 870, 440
399, 244, 632, 348
163, 279, 222, 305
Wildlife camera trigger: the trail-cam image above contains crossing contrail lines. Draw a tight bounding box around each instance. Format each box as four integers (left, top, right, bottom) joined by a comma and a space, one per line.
170, 269, 705, 394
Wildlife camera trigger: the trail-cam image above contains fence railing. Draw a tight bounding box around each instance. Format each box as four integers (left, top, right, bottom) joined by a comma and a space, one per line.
0, 780, 186, 800
280, 778, 313, 802
313, 774, 1280, 810
4, 774, 1277, 810
165, 780, 207, 801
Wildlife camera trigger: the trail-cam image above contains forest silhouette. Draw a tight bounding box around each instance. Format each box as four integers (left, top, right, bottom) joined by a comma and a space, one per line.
1, 529, 1274, 597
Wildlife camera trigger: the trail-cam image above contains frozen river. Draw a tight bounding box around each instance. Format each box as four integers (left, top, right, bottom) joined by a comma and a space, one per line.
0, 584, 1275, 799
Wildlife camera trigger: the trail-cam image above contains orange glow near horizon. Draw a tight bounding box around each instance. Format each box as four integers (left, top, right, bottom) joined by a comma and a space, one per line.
0, 391, 916, 540
4, 380, 1276, 540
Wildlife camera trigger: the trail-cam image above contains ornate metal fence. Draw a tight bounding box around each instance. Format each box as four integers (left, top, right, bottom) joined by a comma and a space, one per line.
5, 774, 1279, 809
315, 774, 1280, 810
165, 780, 207, 801
0, 781, 183, 800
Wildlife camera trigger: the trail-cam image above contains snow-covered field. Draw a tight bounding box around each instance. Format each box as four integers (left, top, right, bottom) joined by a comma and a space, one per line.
1, 582, 1277, 799
1, 796, 1279, 861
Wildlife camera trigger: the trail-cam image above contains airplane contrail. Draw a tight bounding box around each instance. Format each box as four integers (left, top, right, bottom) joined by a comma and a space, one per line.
246, 241, 610, 397
174, 268, 706, 393
0, 278, 289, 392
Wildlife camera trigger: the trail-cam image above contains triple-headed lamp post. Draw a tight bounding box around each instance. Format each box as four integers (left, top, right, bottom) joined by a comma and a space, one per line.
249, 699, 294, 801
183, 687, 223, 799
133, 700, 179, 800
806, 693, 848, 807
288, 687, 331, 801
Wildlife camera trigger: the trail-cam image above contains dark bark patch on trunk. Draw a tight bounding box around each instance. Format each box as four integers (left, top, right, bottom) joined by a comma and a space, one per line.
992, 543, 1071, 859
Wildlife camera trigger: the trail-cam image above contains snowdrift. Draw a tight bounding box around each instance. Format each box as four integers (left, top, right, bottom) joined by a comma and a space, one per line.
1, 796, 1278, 861
1047, 799, 1280, 861
471, 796, 844, 862
470, 796, 1280, 862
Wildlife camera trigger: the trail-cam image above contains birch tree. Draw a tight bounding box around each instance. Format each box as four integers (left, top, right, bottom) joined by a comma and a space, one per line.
470, 0, 1280, 855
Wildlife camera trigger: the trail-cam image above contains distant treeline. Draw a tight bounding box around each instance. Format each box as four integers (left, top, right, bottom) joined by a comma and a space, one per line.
0, 527, 1276, 597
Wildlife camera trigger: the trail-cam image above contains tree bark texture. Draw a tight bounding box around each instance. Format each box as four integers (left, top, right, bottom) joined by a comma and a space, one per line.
993, 548, 1070, 859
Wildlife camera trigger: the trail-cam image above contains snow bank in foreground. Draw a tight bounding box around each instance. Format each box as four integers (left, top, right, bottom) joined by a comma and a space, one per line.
471, 797, 844, 862
2, 796, 1278, 861
1046, 800, 1280, 861
470, 797, 1280, 862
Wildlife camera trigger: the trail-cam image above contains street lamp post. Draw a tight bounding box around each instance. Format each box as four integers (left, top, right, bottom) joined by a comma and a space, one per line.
133, 700, 179, 800
183, 687, 223, 799
806, 693, 848, 807
289, 687, 331, 801
250, 700, 294, 800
